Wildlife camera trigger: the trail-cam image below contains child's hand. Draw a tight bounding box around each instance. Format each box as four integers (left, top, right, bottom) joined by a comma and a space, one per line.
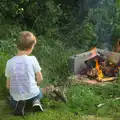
36, 72, 43, 85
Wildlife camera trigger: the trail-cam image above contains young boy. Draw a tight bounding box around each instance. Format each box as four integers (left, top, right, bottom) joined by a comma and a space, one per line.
5, 31, 43, 116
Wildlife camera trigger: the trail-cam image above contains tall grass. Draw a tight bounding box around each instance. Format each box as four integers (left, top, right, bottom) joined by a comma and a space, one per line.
34, 36, 81, 86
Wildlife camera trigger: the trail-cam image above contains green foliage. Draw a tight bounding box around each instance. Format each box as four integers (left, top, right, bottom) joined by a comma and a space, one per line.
0, 0, 64, 36
67, 85, 101, 114
109, 3, 120, 47
0, 52, 10, 99
66, 83, 120, 117
0, 24, 21, 39
34, 36, 80, 85
0, 24, 22, 55
32, 1, 63, 35
112, 4, 120, 37
0, 24, 21, 98
0, 52, 10, 76
87, 0, 115, 49
116, 0, 120, 5
0, 0, 24, 24
41, 97, 64, 109
67, 20, 96, 49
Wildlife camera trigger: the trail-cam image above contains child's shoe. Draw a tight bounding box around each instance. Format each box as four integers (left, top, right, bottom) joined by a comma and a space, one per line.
33, 99, 43, 112
14, 101, 26, 116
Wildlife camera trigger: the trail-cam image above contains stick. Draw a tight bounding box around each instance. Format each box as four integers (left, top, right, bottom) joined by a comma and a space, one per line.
101, 77, 118, 82
97, 97, 120, 108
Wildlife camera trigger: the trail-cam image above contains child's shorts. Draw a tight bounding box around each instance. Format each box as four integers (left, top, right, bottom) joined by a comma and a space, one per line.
10, 88, 43, 109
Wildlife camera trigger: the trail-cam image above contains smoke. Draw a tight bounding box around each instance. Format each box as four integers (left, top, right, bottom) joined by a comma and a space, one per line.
95, 0, 115, 50
85, 0, 115, 50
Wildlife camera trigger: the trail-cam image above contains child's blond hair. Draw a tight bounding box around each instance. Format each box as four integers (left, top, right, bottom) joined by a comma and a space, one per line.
16, 31, 36, 50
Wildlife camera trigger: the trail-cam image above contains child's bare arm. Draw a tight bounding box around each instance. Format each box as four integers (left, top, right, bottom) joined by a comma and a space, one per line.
33, 56, 43, 86
36, 72, 43, 86
5, 61, 10, 89
6, 79, 10, 89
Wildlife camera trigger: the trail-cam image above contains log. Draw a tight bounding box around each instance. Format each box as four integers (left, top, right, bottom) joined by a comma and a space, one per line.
98, 77, 118, 82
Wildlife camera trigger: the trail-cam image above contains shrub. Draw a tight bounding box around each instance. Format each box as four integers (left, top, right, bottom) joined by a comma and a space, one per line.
0, 52, 10, 99
59, 19, 96, 50
0, 24, 22, 55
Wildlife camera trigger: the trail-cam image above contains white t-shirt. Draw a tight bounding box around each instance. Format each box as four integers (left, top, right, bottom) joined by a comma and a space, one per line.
5, 55, 41, 101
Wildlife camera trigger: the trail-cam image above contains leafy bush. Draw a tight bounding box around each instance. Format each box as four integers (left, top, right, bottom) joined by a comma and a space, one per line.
112, 4, 120, 46
0, 24, 22, 55
58, 18, 96, 50
32, 1, 63, 35
0, 52, 10, 99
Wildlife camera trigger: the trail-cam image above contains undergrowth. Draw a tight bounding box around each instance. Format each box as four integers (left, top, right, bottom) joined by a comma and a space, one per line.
0, 25, 120, 120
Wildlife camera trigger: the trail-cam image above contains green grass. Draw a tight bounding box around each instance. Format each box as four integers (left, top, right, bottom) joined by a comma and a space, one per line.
1, 83, 120, 120
0, 100, 115, 120
66, 83, 120, 117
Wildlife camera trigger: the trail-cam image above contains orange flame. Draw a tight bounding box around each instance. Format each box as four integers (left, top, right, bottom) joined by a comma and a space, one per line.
95, 59, 103, 80
91, 47, 97, 58
95, 59, 99, 71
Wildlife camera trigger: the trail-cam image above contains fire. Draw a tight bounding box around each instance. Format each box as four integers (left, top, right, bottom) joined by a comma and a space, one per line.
91, 47, 97, 58
95, 59, 100, 71
95, 59, 104, 81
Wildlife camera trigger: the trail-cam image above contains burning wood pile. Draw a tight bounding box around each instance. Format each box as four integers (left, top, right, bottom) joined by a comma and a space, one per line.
79, 48, 120, 82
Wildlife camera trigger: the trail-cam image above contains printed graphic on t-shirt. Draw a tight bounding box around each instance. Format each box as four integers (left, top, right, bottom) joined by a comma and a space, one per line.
11, 60, 30, 94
